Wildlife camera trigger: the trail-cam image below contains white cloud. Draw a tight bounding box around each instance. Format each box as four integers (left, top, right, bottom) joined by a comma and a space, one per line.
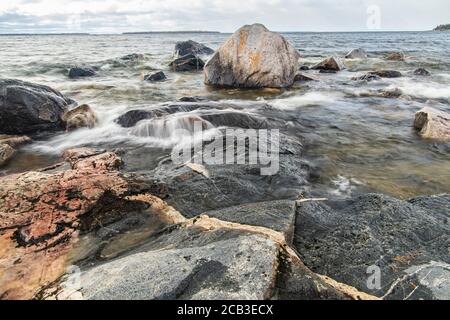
0, 0, 449, 33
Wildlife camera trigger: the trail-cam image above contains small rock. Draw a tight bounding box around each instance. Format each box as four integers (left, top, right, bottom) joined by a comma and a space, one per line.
380, 88, 403, 98
345, 48, 368, 59
385, 52, 405, 61
414, 68, 431, 76
174, 40, 214, 57
62, 104, 97, 131
312, 56, 345, 72
0, 143, 15, 167
68, 67, 97, 79
0, 134, 31, 147
120, 53, 144, 62
414, 107, 450, 141
169, 54, 205, 72
299, 65, 310, 71
144, 71, 167, 82
351, 74, 381, 82
294, 73, 319, 82
369, 70, 402, 78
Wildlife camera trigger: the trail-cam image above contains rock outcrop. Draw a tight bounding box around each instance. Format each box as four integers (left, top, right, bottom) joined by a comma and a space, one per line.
0, 79, 74, 135
294, 194, 450, 300
169, 54, 205, 72
312, 56, 345, 72
144, 71, 167, 82
68, 67, 97, 79
174, 40, 214, 57
0, 148, 154, 299
62, 104, 97, 131
345, 48, 367, 59
414, 107, 450, 141
204, 24, 300, 88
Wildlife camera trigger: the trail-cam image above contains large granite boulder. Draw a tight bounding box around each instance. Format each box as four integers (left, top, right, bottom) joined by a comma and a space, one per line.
414, 107, 450, 141
174, 40, 214, 57
0, 79, 74, 135
204, 24, 300, 88
294, 194, 450, 300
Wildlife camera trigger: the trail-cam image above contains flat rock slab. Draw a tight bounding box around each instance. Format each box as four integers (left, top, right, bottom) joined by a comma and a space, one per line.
203, 200, 297, 244
58, 226, 280, 300
294, 193, 450, 300
414, 107, 450, 141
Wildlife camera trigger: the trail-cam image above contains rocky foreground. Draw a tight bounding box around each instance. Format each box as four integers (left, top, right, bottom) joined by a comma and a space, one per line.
1, 24, 450, 300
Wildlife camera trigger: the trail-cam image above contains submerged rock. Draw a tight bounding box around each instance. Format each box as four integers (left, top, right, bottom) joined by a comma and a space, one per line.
345, 48, 368, 59
204, 23, 300, 88
368, 70, 402, 78
169, 54, 205, 72
0, 79, 73, 135
379, 88, 403, 98
68, 67, 97, 79
312, 56, 345, 72
414, 107, 450, 141
144, 71, 167, 82
62, 104, 97, 131
120, 53, 144, 62
294, 194, 450, 300
385, 52, 405, 61
294, 73, 319, 82
174, 40, 214, 57
414, 68, 431, 76
351, 74, 382, 82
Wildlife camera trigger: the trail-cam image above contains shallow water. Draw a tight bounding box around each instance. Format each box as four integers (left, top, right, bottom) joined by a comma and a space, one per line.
1, 32, 449, 198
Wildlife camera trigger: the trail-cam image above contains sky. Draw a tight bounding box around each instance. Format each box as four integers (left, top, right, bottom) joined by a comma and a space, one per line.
0, 0, 449, 34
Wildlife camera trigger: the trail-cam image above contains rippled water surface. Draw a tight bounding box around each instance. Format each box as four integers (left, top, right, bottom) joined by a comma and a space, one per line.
1, 32, 449, 198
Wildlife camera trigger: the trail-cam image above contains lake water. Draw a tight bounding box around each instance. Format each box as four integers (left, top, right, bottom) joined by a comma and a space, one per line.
1, 31, 449, 198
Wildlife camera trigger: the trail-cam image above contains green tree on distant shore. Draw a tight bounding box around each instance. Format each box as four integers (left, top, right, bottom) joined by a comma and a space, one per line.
434, 24, 450, 31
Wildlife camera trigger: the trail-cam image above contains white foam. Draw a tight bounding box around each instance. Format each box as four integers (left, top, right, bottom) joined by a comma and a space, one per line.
391, 80, 450, 100
269, 91, 342, 110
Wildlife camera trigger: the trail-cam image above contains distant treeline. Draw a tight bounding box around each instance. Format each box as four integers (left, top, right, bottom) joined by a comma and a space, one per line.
123, 31, 221, 34
434, 24, 450, 31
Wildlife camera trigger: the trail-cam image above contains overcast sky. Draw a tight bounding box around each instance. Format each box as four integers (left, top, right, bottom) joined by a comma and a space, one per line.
0, 0, 449, 34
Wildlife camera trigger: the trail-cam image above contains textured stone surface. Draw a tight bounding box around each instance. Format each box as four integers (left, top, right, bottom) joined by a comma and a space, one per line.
62, 104, 97, 131
144, 71, 167, 82
0, 143, 15, 167
0, 79, 73, 134
345, 48, 367, 59
204, 24, 300, 88
175, 40, 214, 57
169, 54, 205, 72
68, 67, 97, 79
369, 70, 402, 78
312, 56, 345, 71
414, 107, 450, 141
294, 193, 450, 300
385, 52, 405, 61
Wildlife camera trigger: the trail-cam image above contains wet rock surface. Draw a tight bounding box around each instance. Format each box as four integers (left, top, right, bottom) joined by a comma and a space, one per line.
345, 48, 367, 59
174, 40, 214, 57
414, 107, 450, 141
294, 194, 450, 300
68, 67, 97, 79
169, 54, 205, 72
368, 70, 402, 78
204, 24, 300, 88
312, 56, 345, 72
0, 79, 74, 135
62, 104, 97, 131
144, 71, 167, 82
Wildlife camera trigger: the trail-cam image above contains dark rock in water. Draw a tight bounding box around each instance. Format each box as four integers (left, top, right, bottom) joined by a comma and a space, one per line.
201, 111, 285, 129
379, 88, 403, 98
369, 70, 402, 78
120, 53, 144, 62
351, 73, 382, 82
312, 56, 345, 72
294, 73, 318, 82
385, 52, 405, 61
294, 193, 450, 300
414, 68, 431, 76
169, 54, 205, 72
174, 40, 214, 57
345, 48, 368, 59
68, 67, 97, 79
204, 24, 300, 88
144, 71, 167, 82
178, 96, 208, 102
319, 69, 337, 74
299, 65, 310, 71
0, 79, 73, 135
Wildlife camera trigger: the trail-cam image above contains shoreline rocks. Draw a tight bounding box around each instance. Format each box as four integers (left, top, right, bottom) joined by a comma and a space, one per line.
414, 68, 431, 76
0, 79, 74, 135
144, 71, 167, 82
311, 56, 345, 72
414, 107, 450, 141
385, 52, 405, 61
0, 134, 31, 167
204, 23, 300, 88
174, 40, 214, 57
345, 48, 367, 59
62, 104, 97, 131
369, 70, 402, 78
68, 67, 97, 79
169, 54, 205, 72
